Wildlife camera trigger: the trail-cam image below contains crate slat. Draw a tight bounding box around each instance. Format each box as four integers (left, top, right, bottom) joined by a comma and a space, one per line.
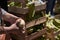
8, 4, 46, 14
28, 28, 47, 40
26, 17, 46, 28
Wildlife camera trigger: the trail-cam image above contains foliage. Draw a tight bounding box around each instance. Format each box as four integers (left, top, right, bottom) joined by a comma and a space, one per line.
8, 2, 22, 7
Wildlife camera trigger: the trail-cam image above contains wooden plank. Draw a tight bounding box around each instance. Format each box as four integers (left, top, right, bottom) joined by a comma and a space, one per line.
28, 28, 47, 40
26, 17, 46, 29
46, 29, 55, 40
35, 4, 46, 11
8, 4, 46, 14
8, 6, 28, 14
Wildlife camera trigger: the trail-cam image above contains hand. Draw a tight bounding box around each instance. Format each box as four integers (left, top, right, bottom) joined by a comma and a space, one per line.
16, 18, 25, 28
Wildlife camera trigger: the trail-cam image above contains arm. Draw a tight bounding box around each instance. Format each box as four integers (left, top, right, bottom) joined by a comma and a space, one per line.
3, 18, 25, 30
1, 9, 25, 30
1, 8, 19, 24
3, 13, 19, 24
4, 23, 19, 30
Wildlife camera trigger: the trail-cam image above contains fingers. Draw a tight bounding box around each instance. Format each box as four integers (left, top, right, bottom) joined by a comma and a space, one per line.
3, 18, 25, 31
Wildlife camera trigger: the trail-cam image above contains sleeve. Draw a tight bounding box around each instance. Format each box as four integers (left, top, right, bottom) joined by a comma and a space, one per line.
1, 8, 8, 15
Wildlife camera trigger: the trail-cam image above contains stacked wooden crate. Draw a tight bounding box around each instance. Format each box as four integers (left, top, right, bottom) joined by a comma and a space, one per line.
3, 0, 60, 40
